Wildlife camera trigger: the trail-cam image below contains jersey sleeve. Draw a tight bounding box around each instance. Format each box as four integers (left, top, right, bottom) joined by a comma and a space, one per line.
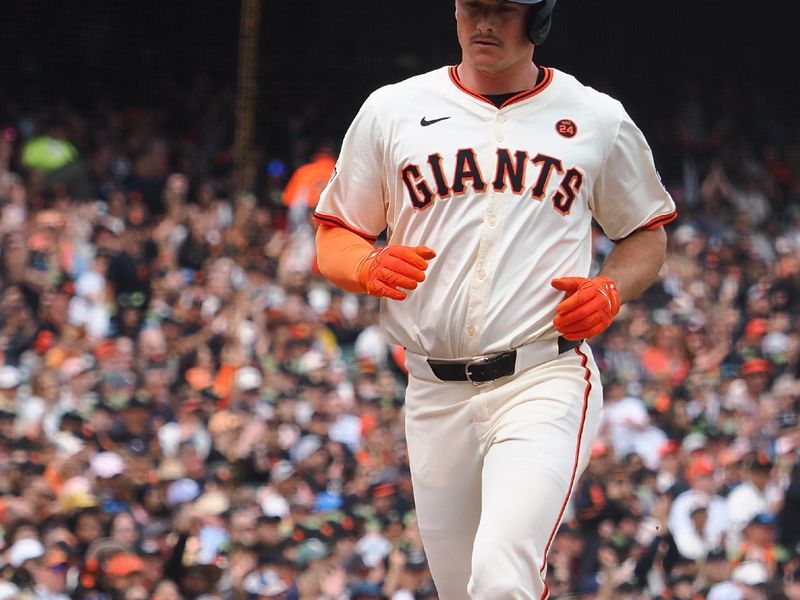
590, 107, 677, 241
313, 95, 387, 241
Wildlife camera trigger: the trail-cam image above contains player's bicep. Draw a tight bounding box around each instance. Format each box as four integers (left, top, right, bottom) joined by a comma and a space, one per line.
315, 96, 388, 238
591, 112, 676, 241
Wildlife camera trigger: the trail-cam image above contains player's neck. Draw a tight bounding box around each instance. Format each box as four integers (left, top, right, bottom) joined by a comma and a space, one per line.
457, 60, 539, 96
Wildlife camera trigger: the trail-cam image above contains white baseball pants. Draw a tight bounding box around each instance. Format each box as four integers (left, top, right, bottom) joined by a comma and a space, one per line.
403, 342, 603, 600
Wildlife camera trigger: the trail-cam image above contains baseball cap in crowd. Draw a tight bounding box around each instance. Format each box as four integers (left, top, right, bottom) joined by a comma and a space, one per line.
234, 366, 263, 392
59, 476, 100, 511
686, 456, 715, 481
294, 538, 330, 568
297, 351, 327, 375
350, 580, 383, 599
314, 492, 343, 514
681, 432, 707, 454
0, 365, 21, 389
93, 216, 125, 238
707, 582, 743, 600
270, 460, 296, 485
371, 483, 395, 500
261, 493, 290, 519
90, 452, 125, 479
62, 490, 100, 512
747, 512, 777, 528
105, 553, 145, 577
673, 224, 699, 245
194, 491, 230, 516
355, 531, 393, 568
8, 537, 45, 567
136, 539, 162, 558
166, 478, 201, 506
741, 359, 771, 377
731, 561, 768, 586
33, 330, 56, 355
51, 431, 86, 458
243, 568, 288, 598
291, 434, 323, 464
745, 319, 769, 338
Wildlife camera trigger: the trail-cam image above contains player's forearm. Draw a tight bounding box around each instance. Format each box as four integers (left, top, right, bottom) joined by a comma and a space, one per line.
315, 224, 371, 294
599, 227, 667, 303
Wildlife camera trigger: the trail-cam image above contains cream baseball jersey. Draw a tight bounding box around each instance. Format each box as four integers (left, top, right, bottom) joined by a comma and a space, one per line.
314, 66, 676, 359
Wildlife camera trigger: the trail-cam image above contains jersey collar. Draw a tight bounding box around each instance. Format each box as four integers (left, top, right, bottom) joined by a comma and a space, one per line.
448, 65, 554, 109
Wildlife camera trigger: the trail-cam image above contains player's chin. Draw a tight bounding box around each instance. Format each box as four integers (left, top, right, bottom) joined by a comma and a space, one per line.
470, 52, 507, 72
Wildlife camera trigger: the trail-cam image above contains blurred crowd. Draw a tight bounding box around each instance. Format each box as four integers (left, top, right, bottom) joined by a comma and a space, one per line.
1, 75, 800, 600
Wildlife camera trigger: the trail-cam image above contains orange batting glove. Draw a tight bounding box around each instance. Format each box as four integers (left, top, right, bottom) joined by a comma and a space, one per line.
551, 275, 621, 340
358, 246, 436, 301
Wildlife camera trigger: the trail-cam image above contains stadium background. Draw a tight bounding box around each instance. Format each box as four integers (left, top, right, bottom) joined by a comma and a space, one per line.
2, 1, 796, 172
1, 2, 799, 599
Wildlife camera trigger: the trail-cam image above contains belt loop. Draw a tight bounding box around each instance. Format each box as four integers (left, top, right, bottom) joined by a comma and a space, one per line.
557, 336, 582, 354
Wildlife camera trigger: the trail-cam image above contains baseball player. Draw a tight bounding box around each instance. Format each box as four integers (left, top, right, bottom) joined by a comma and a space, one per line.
314, 0, 676, 597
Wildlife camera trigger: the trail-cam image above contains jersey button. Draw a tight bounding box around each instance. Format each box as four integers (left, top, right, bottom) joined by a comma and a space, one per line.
497, 135, 504, 142
487, 216, 497, 227
497, 115, 507, 124
467, 325, 477, 336
477, 270, 487, 281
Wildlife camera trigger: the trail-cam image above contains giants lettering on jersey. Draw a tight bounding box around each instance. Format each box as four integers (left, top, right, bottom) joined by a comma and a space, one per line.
401, 148, 585, 214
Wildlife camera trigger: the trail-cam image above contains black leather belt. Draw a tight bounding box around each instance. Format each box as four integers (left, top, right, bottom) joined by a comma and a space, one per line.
426, 336, 581, 384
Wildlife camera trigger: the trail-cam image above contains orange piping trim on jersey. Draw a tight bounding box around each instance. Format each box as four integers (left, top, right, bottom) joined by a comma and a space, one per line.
641, 209, 678, 230
448, 65, 553, 108
501, 67, 553, 108
540, 582, 550, 600
611, 210, 679, 243
312, 213, 379, 242
539, 345, 591, 577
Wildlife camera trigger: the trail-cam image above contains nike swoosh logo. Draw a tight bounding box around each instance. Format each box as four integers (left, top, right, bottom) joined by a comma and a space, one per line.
420, 116, 451, 127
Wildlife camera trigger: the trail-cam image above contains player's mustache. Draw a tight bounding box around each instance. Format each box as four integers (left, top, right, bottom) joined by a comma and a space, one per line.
472, 34, 503, 46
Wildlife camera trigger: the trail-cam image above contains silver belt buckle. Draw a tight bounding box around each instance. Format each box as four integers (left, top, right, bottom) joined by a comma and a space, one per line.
465, 355, 495, 387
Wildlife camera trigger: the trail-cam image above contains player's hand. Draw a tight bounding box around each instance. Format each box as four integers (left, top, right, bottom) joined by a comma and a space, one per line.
551, 275, 621, 340
358, 245, 436, 301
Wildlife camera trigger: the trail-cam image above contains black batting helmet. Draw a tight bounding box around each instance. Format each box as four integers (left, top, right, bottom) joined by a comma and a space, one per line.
506, 0, 558, 46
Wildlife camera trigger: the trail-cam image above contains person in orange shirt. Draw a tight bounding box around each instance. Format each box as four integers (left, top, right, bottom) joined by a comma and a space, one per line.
282, 146, 336, 231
